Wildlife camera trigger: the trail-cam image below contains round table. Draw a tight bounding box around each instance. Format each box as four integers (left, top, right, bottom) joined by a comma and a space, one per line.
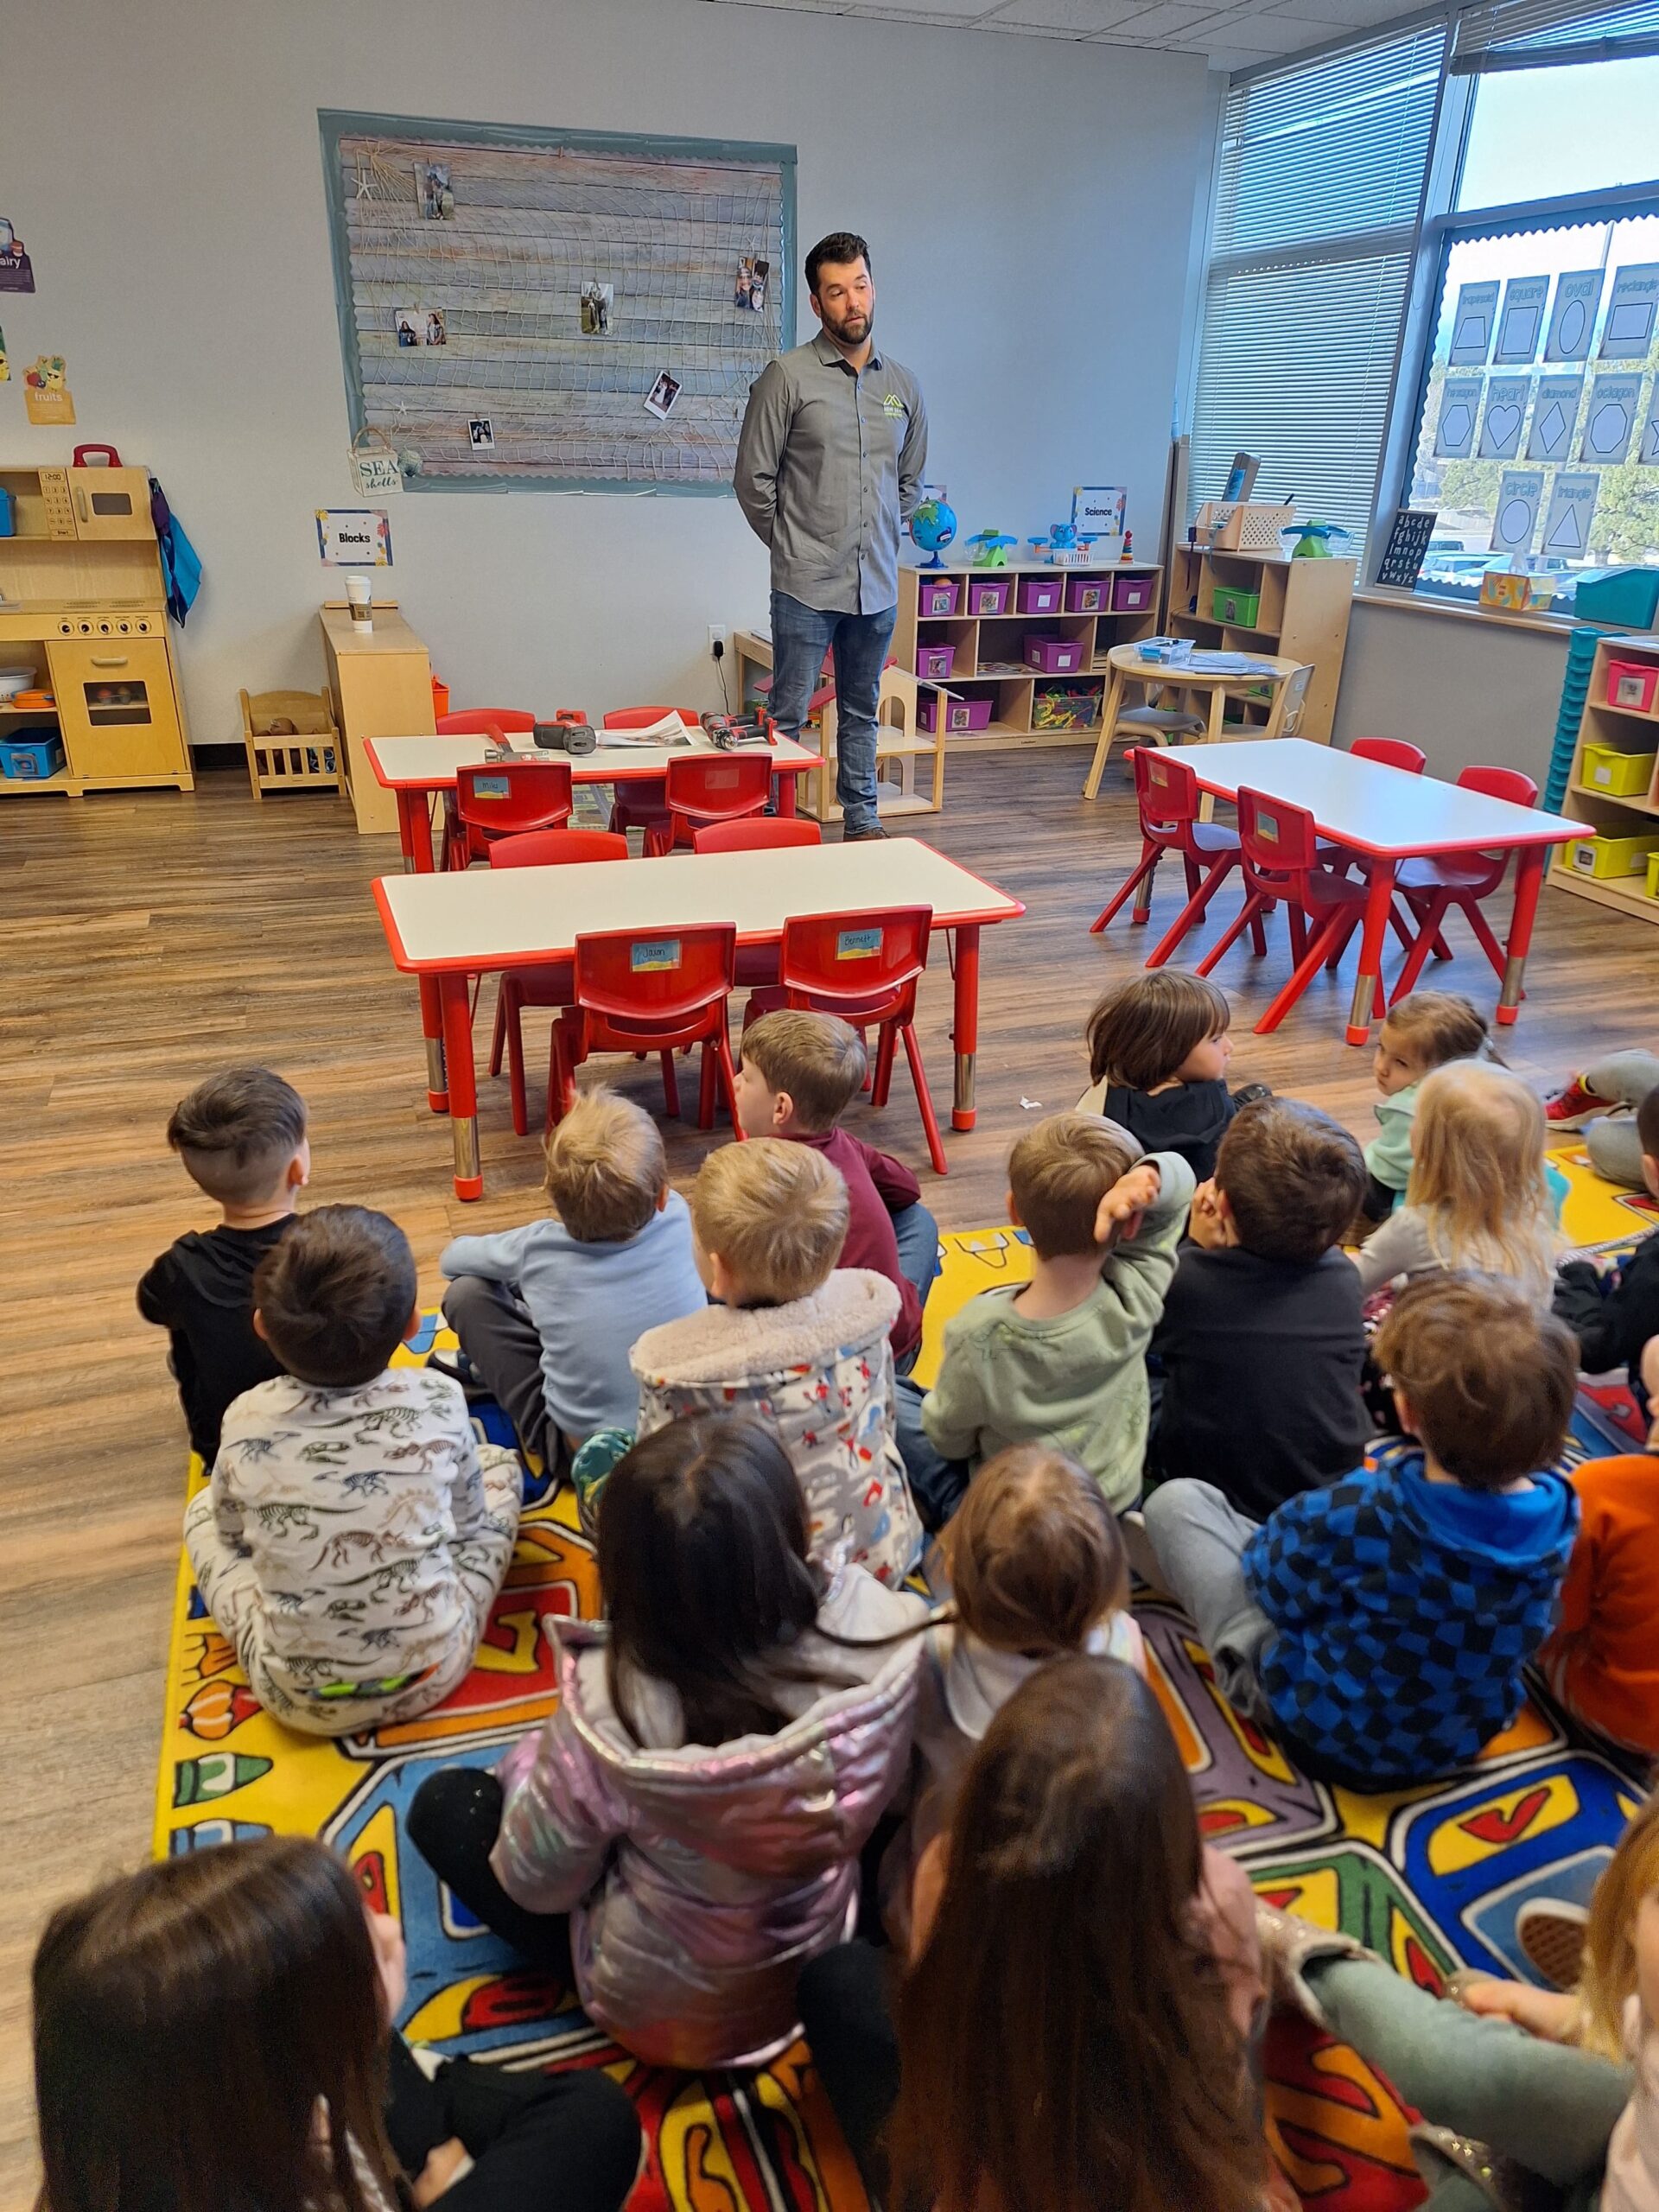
1083, 644, 1306, 799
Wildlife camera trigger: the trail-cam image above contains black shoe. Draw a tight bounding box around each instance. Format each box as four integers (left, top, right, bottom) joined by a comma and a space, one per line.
843, 823, 889, 842
426, 1347, 488, 1399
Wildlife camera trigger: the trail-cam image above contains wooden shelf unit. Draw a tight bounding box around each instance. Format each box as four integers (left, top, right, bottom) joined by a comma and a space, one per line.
0, 463, 192, 799
893, 561, 1163, 751
1164, 547, 1354, 742
1548, 632, 1659, 926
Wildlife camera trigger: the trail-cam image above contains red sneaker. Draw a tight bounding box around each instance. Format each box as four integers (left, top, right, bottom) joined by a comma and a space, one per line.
1544, 1074, 1615, 1129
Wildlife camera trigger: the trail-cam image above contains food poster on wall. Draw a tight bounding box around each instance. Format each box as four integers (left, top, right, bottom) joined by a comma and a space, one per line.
1526, 375, 1584, 461
0, 218, 34, 293
23, 355, 73, 424
1478, 377, 1532, 460
1580, 374, 1643, 465
1546, 271, 1603, 362
1599, 264, 1659, 359
1448, 280, 1500, 365
1434, 377, 1484, 458
1540, 472, 1599, 558
1490, 468, 1543, 555
1493, 276, 1549, 364
316, 508, 392, 566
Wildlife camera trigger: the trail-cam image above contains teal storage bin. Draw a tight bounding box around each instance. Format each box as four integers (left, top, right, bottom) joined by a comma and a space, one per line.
1573, 569, 1659, 630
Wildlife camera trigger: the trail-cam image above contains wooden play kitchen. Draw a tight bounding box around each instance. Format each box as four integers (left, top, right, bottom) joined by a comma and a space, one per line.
1164, 543, 1354, 742
1548, 631, 1659, 924
0, 456, 192, 798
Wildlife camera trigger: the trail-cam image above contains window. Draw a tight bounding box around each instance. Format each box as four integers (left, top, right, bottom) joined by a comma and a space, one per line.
1185, 21, 1447, 569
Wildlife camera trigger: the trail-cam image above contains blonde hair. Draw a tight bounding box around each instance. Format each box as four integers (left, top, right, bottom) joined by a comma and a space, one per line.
1405, 1062, 1558, 1306
740, 1010, 867, 1132
1381, 992, 1491, 1075
944, 1446, 1128, 1657
691, 1138, 849, 1303
543, 1087, 666, 1243
1575, 1793, 1659, 2059
1008, 1112, 1140, 1261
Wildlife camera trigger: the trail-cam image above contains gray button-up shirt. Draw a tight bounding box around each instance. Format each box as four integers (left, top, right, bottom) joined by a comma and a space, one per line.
734, 331, 928, 617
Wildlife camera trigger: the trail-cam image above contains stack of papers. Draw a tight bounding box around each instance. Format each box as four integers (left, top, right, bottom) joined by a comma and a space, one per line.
1188, 652, 1276, 676
595, 710, 694, 748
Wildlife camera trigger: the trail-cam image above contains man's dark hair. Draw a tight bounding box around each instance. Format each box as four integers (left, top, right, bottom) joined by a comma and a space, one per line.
806, 232, 870, 297
252, 1205, 416, 1389
166, 1067, 306, 1207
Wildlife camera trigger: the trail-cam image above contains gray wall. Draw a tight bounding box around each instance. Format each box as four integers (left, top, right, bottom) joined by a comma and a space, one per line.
1333, 601, 1570, 788
4, 0, 1212, 746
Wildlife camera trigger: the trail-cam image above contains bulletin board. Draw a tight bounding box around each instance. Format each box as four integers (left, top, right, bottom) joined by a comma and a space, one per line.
319, 111, 796, 495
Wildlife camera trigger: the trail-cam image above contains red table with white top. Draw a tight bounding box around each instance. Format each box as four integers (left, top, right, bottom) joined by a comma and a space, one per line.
1183, 740, 1579, 1044
372, 838, 1025, 1197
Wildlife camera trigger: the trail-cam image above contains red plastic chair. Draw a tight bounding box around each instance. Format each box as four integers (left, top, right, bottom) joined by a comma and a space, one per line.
1090, 748, 1261, 969
602, 708, 700, 842
549, 923, 741, 1135
486, 830, 631, 1135
1388, 766, 1540, 1006
772, 906, 947, 1174
647, 753, 774, 856
1195, 788, 1381, 1035
694, 818, 823, 987
448, 759, 575, 870
1351, 737, 1428, 773
435, 711, 538, 867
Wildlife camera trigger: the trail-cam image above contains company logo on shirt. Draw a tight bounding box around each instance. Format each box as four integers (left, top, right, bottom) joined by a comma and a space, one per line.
882, 392, 906, 416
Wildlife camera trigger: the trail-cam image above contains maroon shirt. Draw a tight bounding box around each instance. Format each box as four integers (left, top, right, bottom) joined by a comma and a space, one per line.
790, 1126, 923, 1358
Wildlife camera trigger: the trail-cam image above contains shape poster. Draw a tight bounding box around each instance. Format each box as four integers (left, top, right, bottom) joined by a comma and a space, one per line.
1580, 373, 1643, 465
1478, 376, 1532, 460
1490, 468, 1543, 555
1434, 377, 1483, 458
1540, 472, 1599, 558
1493, 276, 1549, 365
1448, 280, 1500, 365
1546, 270, 1603, 362
1526, 376, 1583, 461
1641, 385, 1659, 467
1599, 264, 1659, 359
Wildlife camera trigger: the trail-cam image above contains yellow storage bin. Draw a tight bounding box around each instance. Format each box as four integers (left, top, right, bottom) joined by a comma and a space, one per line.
1582, 742, 1657, 798
1565, 830, 1659, 879
1647, 850, 1659, 900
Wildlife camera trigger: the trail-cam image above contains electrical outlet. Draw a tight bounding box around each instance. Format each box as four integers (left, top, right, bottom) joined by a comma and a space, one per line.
708, 624, 728, 657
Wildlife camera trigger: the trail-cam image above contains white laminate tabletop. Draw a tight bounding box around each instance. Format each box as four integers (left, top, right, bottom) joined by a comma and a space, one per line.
1187, 740, 1580, 857
365, 732, 820, 789
374, 837, 1026, 973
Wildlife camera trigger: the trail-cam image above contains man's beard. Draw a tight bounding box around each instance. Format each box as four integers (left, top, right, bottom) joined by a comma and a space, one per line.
826, 308, 872, 346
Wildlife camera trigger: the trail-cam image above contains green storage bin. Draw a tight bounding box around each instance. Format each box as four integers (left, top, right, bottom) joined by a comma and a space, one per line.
1211, 584, 1262, 626
1573, 568, 1659, 630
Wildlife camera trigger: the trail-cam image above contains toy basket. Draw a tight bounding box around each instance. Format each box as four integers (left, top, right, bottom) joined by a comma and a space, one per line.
1197, 501, 1294, 553
240, 689, 348, 801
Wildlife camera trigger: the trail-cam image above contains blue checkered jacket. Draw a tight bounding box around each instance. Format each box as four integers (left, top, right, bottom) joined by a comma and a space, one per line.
1242, 1444, 1578, 1786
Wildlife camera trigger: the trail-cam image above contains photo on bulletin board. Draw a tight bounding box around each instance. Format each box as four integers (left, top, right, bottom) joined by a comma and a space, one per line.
394, 307, 423, 348
416, 162, 454, 220
1492, 276, 1548, 365
468, 416, 495, 450
1376, 508, 1437, 590
423, 308, 447, 347
1434, 377, 1483, 459
1526, 376, 1583, 461
644, 371, 682, 421
580, 282, 614, 336
1448, 280, 1499, 365
1599, 264, 1659, 359
1477, 376, 1531, 461
1490, 468, 1542, 555
1546, 270, 1602, 362
734, 257, 769, 312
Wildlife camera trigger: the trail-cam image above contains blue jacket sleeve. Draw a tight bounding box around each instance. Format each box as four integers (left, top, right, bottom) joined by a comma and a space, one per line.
1242, 1483, 1347, 1630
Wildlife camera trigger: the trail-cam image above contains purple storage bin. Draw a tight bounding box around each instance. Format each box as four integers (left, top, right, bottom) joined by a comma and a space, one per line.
1112, 573, 1155, 612
1024, 634, 1084, 675
1016, 575, 1064, 614
966, 576, 1011, 617
1065, 576, 1109, 613
915, 575, 961, 618
916, 642, 957, 682
918, 692, 995, 733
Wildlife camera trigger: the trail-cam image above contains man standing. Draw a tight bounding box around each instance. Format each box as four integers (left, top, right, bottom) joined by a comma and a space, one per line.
735, 232, 927, 842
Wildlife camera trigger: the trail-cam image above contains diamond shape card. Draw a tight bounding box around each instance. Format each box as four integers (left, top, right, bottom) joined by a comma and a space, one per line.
1525, 375, 1583, 461
1478, 376, 1532, 460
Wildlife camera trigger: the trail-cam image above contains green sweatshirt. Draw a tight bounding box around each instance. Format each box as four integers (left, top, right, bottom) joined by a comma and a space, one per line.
919, 1152, 1196, 1510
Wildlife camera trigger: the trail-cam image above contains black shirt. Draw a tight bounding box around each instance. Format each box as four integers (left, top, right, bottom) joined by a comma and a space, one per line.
1103, 1077, 1237, 1183
1149, 1244, 1370, 1519
1554, 1229, 1659, 1413
137, 1219, 296, 1460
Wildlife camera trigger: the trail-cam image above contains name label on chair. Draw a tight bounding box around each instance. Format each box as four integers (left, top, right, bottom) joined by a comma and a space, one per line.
472, 775, 511, 799
836, 927, 883, 960
631, 938, 682, 972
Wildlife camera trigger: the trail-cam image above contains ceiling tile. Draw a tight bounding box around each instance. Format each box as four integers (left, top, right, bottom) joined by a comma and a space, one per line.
1190, 10, 1337, 46
1265, 0, 1415, 22
982, 0, 1160, 26
1095, 1, 1223, 32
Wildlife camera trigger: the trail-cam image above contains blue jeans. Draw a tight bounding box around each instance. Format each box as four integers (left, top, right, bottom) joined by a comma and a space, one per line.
890, 1201, 939, 1380
893, 1375, 970, 1532
769, 590, 896, 832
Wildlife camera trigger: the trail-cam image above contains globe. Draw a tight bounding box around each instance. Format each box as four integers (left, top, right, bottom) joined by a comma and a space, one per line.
910, 496, 958, 569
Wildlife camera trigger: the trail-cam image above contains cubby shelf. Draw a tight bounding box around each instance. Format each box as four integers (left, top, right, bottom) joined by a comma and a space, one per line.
1164, 546, 1355, 742
1548, 632, 1659, 927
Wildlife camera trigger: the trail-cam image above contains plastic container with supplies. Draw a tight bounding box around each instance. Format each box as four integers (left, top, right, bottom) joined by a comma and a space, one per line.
1065, 576, 1109, 613
1016, 575, 1063, 615
0, 731, 67, 779
1112, 573, 1155, 612
1024, 634, 1084, 675
915, 575, 960, 618
1573, 569, 1659, 629
1581, 741, 1656, 796
1605, 659, 1659, 714
1211, 584, 1262, 626
1565, 830, 1659, 879
966, 577, 1010, 616
1032, 685, 1100, 731
918, 691, 995, 734
916, 642, 957, 682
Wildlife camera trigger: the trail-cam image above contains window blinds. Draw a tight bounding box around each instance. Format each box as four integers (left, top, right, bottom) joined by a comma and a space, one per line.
1187, 20, 1446, 563
1451, 0, 1659, 72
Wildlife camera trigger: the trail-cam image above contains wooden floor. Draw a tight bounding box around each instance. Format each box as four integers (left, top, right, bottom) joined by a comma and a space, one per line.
1, 747, 1650, 2190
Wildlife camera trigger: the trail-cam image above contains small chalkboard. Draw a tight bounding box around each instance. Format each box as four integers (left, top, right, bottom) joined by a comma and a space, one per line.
1376, 508, 1438, 590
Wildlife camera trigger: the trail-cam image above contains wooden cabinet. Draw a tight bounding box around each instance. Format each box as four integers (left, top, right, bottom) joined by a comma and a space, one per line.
320, 603, 435, 836
48, 636, 188, 784
63, 467, 154, 540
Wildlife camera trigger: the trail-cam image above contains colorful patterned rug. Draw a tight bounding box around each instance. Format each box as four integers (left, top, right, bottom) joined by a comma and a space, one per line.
156, 1197, 1653, 2212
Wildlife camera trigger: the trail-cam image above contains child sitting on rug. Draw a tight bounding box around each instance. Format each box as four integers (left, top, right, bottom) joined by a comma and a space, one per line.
1537, 1333, 1659, 1759
436, 1087, 705, 1472
631, 1138, 922, 1584
900, 1112, 1195, 1524
798, 1657, 1268, 2212
1143, 1272, 1580, 1789
1548, 1047, 1659, 1189
1355, 1060, 1561, 1313
406, 1415, 928, 2073
1078, 969, 1265, 1181
32, 1836, 642, 2212
1149, 1098, 1370, 1518
1554, 1084, 1659, 1414
137, 1066, 309, 1464
1360, 991, 1492, 1224
185, 1205, 522, 1738
734, 1009, 938, 1370
880, 1444, 1143, 1948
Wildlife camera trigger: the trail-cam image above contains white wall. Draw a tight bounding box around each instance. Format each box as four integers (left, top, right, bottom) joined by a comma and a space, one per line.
1333, 601, 1570, 788
2, 0, 1211, 747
